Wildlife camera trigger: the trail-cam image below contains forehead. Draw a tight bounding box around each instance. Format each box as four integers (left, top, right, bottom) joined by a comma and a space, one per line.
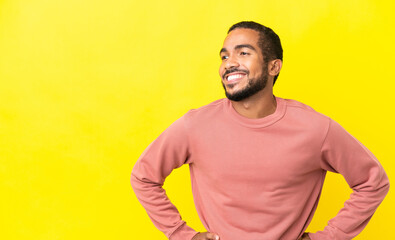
222, 28, 261, 50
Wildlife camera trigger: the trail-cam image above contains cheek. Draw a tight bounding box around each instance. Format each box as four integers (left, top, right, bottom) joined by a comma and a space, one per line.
219, 65, 225, 77
250, 62, 265, 76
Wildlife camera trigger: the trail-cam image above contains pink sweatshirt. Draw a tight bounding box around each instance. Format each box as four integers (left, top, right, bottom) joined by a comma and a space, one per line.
131, 97, 389, 240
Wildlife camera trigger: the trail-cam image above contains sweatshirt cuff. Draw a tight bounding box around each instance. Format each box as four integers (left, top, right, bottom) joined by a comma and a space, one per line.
308, 231, 329, 240
307, 232, 317, 240
169, 222, 198, 240
309, 224, 352, 240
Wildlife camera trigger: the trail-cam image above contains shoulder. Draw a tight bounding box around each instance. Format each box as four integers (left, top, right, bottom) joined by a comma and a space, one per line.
281, 97, 331, 130
183, 98, 226, 120
283, 98, 330, 120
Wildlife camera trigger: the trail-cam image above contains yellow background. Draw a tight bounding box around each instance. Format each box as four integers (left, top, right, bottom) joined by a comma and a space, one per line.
0, 0, 394, 239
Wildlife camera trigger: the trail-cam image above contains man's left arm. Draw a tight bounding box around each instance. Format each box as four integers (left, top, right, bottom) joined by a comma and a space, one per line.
308, 119, 389, 240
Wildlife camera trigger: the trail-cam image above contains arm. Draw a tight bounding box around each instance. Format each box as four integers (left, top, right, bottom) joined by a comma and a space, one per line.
309, 119, 389, 240
131, 116, 198, 240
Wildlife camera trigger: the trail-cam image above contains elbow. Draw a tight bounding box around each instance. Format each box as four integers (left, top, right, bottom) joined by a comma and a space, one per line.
376, 170, 390, 201
130, 164, 141, 191
130, 162, 143, 190
130, 171, 146, 197
383, 176, 390, 196
381, 167, 390, 195
130, 170, 141, 190
130, 168, 163, 192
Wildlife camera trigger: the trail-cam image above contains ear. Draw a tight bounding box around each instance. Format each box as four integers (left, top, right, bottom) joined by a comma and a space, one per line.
268, 59, 282, 77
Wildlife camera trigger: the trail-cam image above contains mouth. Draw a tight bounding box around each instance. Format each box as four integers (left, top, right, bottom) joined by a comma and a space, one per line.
224, 72, 247, 83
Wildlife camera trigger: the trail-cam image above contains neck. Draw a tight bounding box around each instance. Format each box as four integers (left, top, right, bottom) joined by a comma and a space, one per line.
230, 89, 277, 119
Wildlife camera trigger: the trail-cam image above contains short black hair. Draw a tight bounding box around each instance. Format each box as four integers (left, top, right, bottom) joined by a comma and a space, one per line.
228, 21, 283, 84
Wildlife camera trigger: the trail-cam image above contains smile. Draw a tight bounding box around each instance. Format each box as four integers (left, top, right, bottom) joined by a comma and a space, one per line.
226, 73, 246, 82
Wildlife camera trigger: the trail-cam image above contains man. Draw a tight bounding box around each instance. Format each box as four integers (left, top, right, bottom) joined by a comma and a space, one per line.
131, 21, 389, 240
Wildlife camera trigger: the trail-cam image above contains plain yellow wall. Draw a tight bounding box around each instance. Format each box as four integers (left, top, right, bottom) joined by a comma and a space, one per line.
0, 0, 394, 239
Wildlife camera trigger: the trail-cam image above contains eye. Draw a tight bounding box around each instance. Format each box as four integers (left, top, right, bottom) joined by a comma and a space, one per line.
240, 51, 249, 56
221, 55, 228, 60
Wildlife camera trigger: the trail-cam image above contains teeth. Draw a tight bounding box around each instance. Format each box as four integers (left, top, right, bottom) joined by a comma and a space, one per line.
227, 74, 244, 81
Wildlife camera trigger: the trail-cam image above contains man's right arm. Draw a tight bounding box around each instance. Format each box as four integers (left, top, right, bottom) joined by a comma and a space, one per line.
131, 116, 198, 240
309, 119, 389, 239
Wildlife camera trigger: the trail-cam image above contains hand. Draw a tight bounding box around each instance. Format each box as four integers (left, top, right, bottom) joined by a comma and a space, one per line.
192, 232, 220, 240
298, 232, 311, 240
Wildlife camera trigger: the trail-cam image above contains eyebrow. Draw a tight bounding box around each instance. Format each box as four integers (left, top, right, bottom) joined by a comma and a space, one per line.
219, 44, 257, 55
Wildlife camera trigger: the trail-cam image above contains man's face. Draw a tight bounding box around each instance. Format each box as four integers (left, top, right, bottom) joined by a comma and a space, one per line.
219, 28, 268, 101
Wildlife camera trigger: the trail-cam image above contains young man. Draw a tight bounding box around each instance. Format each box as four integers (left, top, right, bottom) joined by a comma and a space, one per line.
131, 21, 389, 240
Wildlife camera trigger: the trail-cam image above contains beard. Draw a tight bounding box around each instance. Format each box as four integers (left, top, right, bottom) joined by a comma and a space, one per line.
222, 69, 268, 102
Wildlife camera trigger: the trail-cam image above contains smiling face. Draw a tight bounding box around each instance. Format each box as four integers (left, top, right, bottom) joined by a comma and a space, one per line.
219, 28, 268, 101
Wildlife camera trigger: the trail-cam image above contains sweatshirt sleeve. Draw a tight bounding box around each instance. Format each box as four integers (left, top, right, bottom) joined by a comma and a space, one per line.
131, 115, 198, 240
309, 119, 389, 240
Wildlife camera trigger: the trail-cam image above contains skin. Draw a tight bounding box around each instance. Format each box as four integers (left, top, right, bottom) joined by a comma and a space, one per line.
194, 28, 312, 240
300, 232, 312, 240
219, 28, 282, 119
192, 232, 220, 240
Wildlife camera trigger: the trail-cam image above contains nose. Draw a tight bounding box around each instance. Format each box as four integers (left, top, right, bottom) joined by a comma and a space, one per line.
225, 55, 240, 70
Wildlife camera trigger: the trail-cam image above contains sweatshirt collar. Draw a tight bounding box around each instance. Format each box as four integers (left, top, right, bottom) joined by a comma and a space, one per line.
224, 96, 286, 128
